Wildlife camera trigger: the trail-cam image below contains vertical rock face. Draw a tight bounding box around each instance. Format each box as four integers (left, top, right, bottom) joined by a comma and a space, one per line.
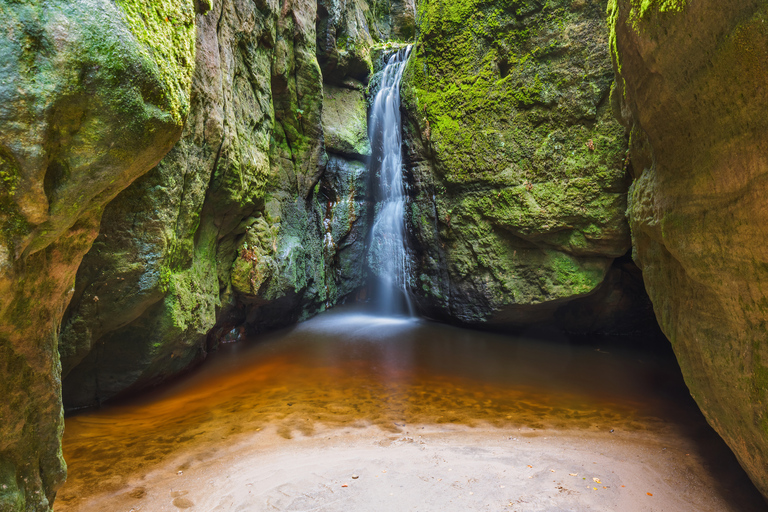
0, 1, 196, 510
400, 0, 632, 326
60, 0, 322, 407
59, 0, 400, 409
609, 0, 768, 497
320, 82, 372, 302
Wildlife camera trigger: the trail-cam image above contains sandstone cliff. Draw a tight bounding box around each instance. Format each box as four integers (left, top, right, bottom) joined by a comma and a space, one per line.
0, 1, 196, 508
610, 0, 768, 497
399, 0, 635, 328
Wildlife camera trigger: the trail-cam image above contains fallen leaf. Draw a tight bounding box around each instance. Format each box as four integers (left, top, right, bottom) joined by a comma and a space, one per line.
593, 478, 602, 484
550, 469, 555, 473
603, 486, 607, 489
569, 473, 578, 476
527, 465, 533, 468
621, 485, 625, 488
647, 492, 653, 496
342, 484, 348, 488
593, 487, 598, 491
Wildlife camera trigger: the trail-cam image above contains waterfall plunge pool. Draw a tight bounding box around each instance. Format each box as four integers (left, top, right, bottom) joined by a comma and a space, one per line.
56, 305, 765, 511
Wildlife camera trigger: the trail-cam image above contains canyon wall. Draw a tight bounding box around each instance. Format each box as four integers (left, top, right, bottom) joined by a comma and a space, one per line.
399, 0, 638, 328
58, 0, 414, 409
0, 1, 197, 509
8, 0, 766, 508
609, 0, 768, 497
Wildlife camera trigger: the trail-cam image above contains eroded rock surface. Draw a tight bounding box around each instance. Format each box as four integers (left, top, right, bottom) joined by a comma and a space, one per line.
59, 0, 400, 409
400, 0, 631, 326
0, 0, 195, 509
609, 0, 768, 498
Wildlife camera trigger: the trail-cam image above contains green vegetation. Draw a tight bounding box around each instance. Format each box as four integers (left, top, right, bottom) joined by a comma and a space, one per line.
402, 0, 630, 323
115, 0, 196, 124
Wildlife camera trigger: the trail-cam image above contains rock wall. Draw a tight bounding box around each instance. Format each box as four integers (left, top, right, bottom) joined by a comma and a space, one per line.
609, 0, 768, 497
0, 0, 717, 508
399, 0, 633, 327
0, 0, 196, 509
58, 0, 412, 409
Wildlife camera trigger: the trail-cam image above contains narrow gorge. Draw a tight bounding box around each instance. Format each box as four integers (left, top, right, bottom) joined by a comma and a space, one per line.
1, 0, 767, 510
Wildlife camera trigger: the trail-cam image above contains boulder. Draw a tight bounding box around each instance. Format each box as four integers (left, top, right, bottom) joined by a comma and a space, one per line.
400, 0, 631, 327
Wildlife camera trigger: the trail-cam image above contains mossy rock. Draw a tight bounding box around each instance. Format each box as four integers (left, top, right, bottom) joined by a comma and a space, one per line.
0, 1, 195, 508
610, 0, 768, 499
400, 0, 630, 326
60, 0, 371, 410
323, 84, 371, 158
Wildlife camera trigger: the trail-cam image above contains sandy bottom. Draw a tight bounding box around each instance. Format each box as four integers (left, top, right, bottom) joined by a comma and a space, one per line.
60, 422, 763, 512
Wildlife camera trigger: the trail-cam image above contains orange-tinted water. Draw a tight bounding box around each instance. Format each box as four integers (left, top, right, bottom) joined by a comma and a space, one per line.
57, 306, 753, 508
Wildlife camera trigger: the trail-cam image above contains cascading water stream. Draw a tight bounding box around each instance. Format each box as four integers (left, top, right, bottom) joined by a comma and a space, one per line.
368, 45, 414, 317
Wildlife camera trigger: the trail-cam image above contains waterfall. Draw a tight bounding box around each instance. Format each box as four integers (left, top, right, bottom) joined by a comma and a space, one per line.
368, 45, 414, 317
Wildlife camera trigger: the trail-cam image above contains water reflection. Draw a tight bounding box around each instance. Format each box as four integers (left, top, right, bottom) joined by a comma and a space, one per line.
58, 305, 709, 507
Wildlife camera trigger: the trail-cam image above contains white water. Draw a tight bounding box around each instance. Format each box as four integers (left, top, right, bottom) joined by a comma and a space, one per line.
368, 46, 414, 316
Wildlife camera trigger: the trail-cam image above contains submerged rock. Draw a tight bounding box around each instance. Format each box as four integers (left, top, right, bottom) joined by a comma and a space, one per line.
0, 0, 196, 509
609, 0, 768, 498
400, 0, 631, 327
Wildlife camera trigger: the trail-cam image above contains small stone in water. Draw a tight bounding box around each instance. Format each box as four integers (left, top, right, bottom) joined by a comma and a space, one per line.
352, 475, 359, 479
177, 471, 183, 475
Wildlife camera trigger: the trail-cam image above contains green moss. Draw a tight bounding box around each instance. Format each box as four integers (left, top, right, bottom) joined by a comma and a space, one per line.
549, 251, 601, 294
0, 149, 29, 253
402, 0, 629, 321
630, 0, 686, 20
406, 0, 623, 185
115, 0, 196, 124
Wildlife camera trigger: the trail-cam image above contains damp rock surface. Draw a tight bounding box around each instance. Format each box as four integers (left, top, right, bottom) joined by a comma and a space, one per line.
59, 0, 367, 410
400, 0, 632, 327
0, 1, 195, 509
609, 0, 768, 499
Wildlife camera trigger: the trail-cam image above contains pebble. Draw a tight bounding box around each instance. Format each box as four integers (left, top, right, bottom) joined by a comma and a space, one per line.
352, 474, 359, 479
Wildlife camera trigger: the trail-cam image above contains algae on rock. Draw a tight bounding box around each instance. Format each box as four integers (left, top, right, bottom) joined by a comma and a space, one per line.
400, 0, 631, 326
60, 0, 381, 408
0, 0, 195, 509
610, 0, 768, 499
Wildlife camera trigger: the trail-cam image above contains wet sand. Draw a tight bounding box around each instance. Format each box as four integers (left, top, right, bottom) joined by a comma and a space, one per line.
58, 422, 765, 512
56, 307, 766, 511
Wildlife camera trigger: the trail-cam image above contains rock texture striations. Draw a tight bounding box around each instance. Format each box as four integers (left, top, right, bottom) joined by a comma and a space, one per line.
58, 0, 413, 410
400, 0, 632, 326
9, 0, 754, 508
609, 0, 768, 498
0, 0, 196, 509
